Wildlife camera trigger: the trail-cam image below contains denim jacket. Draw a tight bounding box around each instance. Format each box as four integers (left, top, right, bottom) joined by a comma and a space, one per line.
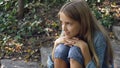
47, 31, 114, 68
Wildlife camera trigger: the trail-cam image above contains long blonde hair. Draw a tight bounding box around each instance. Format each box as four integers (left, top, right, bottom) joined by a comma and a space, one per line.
58, 0, 113, 67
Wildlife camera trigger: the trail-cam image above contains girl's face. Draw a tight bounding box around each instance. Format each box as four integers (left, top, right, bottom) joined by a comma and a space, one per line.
59, 12, 80, 39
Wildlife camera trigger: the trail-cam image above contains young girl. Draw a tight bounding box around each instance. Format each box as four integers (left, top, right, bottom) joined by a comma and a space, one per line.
47, 0, 114, 68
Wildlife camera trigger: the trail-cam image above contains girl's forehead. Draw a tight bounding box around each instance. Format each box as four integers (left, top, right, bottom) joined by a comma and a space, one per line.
59, 12, 72, 21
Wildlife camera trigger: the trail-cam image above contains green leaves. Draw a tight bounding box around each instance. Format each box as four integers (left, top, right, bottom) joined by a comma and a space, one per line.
100, 14, 113, 29
88, 0, 114, 29
86, 0, 104, 5
92, 5, 114, 29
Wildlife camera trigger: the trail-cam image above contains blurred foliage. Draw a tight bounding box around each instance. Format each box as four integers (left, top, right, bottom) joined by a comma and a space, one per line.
0, 0, 60, 62
84, 0, 114, 29
91, 5, 114, 29
0, 0, 118, 63
85, 0, 104, 5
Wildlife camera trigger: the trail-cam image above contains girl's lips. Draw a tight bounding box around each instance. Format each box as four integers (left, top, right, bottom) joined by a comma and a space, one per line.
65, 32, 70, 35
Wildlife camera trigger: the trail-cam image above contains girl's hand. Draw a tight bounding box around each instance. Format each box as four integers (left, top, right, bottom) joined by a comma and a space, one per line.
65, 37, 91, 67
64, 37, 87, 48
54, 37, 67, 46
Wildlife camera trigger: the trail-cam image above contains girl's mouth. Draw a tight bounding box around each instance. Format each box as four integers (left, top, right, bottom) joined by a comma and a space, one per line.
65, 32, 70, 35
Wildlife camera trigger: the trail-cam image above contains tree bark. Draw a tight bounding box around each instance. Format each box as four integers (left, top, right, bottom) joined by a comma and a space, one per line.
17, 0, 24, 19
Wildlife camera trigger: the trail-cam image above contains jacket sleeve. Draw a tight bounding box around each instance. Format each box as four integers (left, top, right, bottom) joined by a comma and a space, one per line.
86, 32, 107, 68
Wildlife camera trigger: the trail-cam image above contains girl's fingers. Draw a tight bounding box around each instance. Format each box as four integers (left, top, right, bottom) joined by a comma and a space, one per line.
72, 37, 79, 40
64, 39, 76, 46
65, 39, 73, 44
64, 43, 73, 47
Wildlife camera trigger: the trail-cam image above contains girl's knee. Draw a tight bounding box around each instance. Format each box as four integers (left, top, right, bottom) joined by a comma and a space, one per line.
54, 44, 70, 63
68, 46, 84, 65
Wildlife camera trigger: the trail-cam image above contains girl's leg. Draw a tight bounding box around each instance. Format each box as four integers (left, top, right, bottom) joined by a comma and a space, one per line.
54, 58, 68, 68
70, 59, 83, 68
68, 46, 84, 68
54, 44, 70, 68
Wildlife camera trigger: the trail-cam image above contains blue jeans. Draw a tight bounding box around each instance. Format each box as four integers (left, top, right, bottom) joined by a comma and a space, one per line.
54, 43, 84, 67
47, 43, 114, 68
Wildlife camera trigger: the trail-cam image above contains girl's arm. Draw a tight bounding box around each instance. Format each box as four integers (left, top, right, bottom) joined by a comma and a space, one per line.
65, 38, 92, 67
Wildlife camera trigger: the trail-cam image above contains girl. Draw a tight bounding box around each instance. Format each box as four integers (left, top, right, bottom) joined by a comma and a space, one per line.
47, 0, 114, 68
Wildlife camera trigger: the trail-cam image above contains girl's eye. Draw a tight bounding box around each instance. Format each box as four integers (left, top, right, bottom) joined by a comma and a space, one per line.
66, 22, 72, 25
66, 22, 69, 24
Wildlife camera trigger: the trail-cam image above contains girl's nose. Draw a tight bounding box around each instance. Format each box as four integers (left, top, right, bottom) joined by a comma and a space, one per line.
62, 24, 67, 32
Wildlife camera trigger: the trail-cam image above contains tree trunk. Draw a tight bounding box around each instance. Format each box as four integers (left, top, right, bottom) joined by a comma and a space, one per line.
17, 0, 24, 19
40, 0, 44, 3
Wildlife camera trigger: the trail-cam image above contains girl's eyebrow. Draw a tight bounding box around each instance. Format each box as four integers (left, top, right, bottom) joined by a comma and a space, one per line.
60, 19, 70, 22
